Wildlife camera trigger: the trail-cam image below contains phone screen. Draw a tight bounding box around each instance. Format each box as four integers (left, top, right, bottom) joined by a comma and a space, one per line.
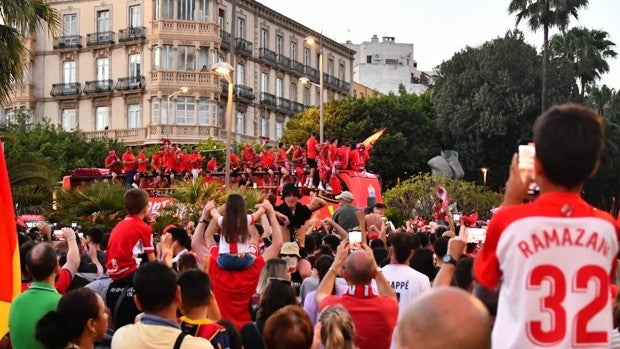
348, 231, 362, 246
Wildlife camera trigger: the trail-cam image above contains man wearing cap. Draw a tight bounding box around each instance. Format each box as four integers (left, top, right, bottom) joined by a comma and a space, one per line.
275, 183, 326, 245
279, 242, 311, 295
332, 191, 360, 232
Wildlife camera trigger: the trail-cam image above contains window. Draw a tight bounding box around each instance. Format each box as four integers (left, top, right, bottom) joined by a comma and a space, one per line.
153, 45, 174, 70
198, 98, 211, 125
129, 54, 141, 77
276, 78, 282, 98
176, 96, 195, 124
276, 35, 283, 55
237, 17, 245, 39
96, 58, 109, 81
198, 46, 211, 70
63, 14, 78, 36
290, 82, 297, 102
236, 111, 245, 134
303, 48, 309, 66
176, 45, 196, 71
95, 107, 109, 130
129, 5, 142, 27
339, 62, 345, 80
261, 113, 269, 137
63, 61, 77, 83
290, 42, 297, 61
151, 98, 160, 124
261, 72, 268, 94
97, 10, 110, 33
366, 55, 372, 63
316, 53, 320, 70
276, 120, 283, 139
128, 104, 141, 128
303, 87, 310, 106
253, 116, 259, 137
61, 109, 77, 131
155, 0, 173, 20
328, 59, 334, 76
261, 29, 268, 48
218, 9, 225, 30
197, 0, 209, 21
236, 63, 244, 85
178, 0, 194, 20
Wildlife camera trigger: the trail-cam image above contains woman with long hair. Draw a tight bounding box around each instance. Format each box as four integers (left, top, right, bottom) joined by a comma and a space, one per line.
35, 288, 108, 349
317, 305, 356, 349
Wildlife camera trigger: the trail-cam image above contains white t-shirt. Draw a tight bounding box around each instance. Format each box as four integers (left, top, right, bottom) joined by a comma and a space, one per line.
381, 264, 431, 318
217, 215, 254, 254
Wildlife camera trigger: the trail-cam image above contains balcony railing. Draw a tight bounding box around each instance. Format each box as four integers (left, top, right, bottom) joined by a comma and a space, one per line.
50, 82, 81, 97
339, 80, 351, 93
53, 35, 82, 49
86, 31, 115, 47
259, 48, 278, 64
276, 54, 291, 70
119, 27, 146, 42
304, 66, 320, 82
83, 125, 220, 144
235, 38, 253, 55
220, 30, 231, 47
83, 80, 114, 94
260, 92, 276, 107
276, 97, 291, 112
289, 60, 305, 75
235, 85, 255, 101
291, 101, 305, 113
150, 71, 218, 90
115, 76, 145, 91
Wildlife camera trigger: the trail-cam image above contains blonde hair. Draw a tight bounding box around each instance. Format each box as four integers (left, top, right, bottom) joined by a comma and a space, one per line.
319, 305, 355, 349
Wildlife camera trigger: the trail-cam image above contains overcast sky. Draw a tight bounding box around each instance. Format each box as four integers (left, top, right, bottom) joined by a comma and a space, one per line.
258, 0, 619, 88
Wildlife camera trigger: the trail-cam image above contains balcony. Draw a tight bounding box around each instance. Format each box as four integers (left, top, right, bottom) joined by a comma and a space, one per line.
276, 97, 291, 112
289, 60, 305, 75
304, 66, 320, 82
115, 76, 145, 91
235, 85, 255, 101
86, 31, 115, 47
291, 101, 305, 114
151, 20, 219, 42
53, 35, 82, 50
259, 48, 278, 65
220, 30, 232, 48
119, 27, 146, 42
83, 80, 114, 94
150, 70, 219, 91
260, 92, 276, 107
339, 80, 351, 93
235, 38, 253, 56
276, 54, 291, 71
83, 125, 219, 145
50, 82, 81, 97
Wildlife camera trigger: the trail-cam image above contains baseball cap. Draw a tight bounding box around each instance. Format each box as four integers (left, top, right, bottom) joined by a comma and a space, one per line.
280, 242, 301, 258
335, 191, 354, 202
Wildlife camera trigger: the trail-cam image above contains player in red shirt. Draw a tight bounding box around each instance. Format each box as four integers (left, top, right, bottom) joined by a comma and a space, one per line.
474, 104, 620, 349
105, 149, 122, 181
259, 144, 276, 186
136, 145, 149, 188
189, 146, 204, 179
150, 147, 165, 188
305, 132, 319, 187
122, 146, 137, 188
275, 142, 291, 184
206, 155, 218, 173
291, 144, 306, 185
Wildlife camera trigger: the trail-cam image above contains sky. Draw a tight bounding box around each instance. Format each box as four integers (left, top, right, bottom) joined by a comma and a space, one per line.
257, 0, 620, 88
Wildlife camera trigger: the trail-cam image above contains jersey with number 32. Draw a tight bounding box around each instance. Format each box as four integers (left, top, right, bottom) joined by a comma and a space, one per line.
474, 193, 619, 349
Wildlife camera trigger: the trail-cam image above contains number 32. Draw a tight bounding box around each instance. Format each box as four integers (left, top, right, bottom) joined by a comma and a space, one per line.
527, 264, 609, 345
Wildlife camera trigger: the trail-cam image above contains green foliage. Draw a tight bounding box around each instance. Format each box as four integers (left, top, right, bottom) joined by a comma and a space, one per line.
432, 31, 574, 190
383, 173, 503, 222
282, 93, 441, 188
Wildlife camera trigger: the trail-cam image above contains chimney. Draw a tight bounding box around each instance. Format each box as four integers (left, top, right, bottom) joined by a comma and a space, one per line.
371, 34, 379, 42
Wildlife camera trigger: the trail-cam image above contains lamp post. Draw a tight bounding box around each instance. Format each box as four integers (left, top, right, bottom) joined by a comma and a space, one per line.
481, 167, 488, 191
166, 86, 190, 131
212, 62, 235, 188
303, 35, 324, 143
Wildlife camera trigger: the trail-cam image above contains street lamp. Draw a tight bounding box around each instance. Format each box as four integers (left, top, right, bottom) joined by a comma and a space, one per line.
481, 167, 489, 191
212, 61, 235, 188
166, 86, 190, 126
303, 35, 324, 143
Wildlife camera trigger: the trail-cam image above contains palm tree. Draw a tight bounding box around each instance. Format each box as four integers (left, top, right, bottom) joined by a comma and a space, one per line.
551, 28, 617, 99
508, 0, 589, 112
585, 84, 617, 115
0, 0, 60, 100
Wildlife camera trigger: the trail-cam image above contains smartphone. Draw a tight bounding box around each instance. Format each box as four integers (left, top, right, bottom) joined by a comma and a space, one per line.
453, 213, 461, 223
518, 143, 536, 181
71, 221, 78, 229
348, 230, 362, 247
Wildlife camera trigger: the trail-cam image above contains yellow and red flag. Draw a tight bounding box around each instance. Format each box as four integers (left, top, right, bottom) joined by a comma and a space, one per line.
0, 140, 20, 336
362, 128, 386, 147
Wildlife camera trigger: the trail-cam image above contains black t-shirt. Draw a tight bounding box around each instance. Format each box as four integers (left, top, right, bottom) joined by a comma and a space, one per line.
275, 202, 312, 235
240, 321, 265, 349
105, 273, 139, 330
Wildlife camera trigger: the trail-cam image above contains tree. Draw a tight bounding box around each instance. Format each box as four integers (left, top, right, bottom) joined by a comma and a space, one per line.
508, 0, 588, 112
432, 31, 574, 189
550, 27, 617, 99
0, 0, 60, 100
282, 93, 441, 188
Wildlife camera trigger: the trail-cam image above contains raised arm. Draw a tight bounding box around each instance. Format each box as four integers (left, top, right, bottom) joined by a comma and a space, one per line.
61, 227, 80, 277
433, 237, 466, 287
322, 218, 347, 240
192, 201, 216, 260
261, 200, 284, 261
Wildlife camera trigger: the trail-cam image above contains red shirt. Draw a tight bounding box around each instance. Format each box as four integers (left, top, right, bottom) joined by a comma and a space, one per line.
164, 150, 177, 172
106, 215, 154, 281
179, 153, 191, 172
105, 154, 122, 174
209, 245, 265, 329
306, 136, 318, 159
276, 148, 287, 167
122, 151, 137, 172
189, 153, 203, 170
151, 152, 163, 172
241, 149, 257, 167
292, 148, 305, 167
349, 150, 361, 170
206, 158, 218, 172
21, 269, 72, 294
229, 153, 240, 169
137, 151, 148, 173
261, 150, 275, 168
320, 285, 398, 349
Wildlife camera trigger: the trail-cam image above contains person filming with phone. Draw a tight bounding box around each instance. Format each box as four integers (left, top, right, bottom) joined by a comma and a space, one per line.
315, 239, 398, 349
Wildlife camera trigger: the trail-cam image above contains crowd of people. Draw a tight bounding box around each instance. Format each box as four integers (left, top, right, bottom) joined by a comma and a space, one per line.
6, 103, 620, 349
104, 133, 374, 193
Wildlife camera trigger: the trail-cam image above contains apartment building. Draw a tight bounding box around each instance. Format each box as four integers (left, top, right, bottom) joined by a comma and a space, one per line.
1, 0, 354, 145
345, 35, 430, 95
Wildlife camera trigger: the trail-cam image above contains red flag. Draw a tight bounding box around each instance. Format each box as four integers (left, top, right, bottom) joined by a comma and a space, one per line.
0, 140, 21, 336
